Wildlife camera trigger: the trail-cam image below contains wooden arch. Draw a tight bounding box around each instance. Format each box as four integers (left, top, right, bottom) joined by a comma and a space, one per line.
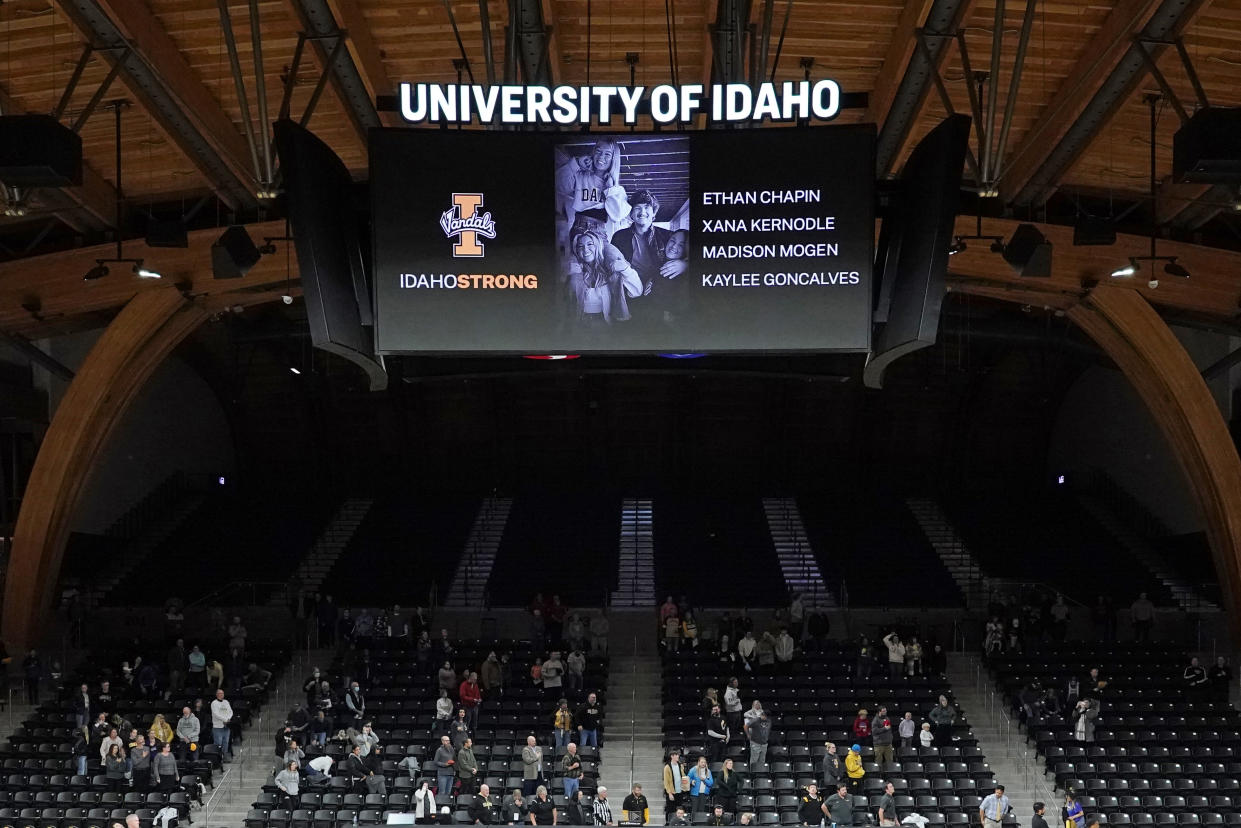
2, 290, 210, 649
1066, 287, 1241, 625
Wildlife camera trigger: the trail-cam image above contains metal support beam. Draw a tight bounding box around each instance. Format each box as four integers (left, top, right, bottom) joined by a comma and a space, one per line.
1002, 0, 1214, 207
1202, 345, 1241, 381
282, 0, 382, 150
708, 0, 750, 87
509, 0, 553, 87
0, 332, 75, 382
874, 0, 973, 176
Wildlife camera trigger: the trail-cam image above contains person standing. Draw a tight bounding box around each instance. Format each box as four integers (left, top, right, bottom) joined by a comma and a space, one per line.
871, 706, 894, 765
434, 734, 457, 796
877, 780, 898, 827
798, 783, 825, 827
1210, 656, 1233, 702
1130, 593, 1155, 641
623, 784, 650, 825
716, 758, 742, 815
470, 783, 498, 825
821, 742, 842, 791
706, 704, 730, 763
898, 712, 916, 749
457, 737, 480, 795
593, 786, 615, 827
529, 785, 557, 826
21, 650, 40, 704
928, 696, 956, 746
882, 633, 905, 681
576, 692, 602, 748
1032, 802, 1050, 828
663, 750, 687, 819
1185, 657, 1209, 698
979, 784, 1010, 828
210, 688, 234, 762
745, 710, 771, 768
151, 743, 180, 792
688, 756, 714, 816
521, 735, 543, 796
275, 760, 301, 809
724, 678, 743, 736
560, 742, 583, 801
552, 699, 573, 750
826, 784, 854, 828
845, 744, 864, 794
460, 672, 483, 732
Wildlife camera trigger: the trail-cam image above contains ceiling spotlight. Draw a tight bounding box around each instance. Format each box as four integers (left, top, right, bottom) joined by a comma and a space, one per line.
1111, 261, 1137, 278
134, 263, 162, 279
282, 294, 294, 305
83, 263, 109, 281
1148, 278, 1159, 289
947, 237, 966, 256
1164, 259, 1191, 278
289, 366, 301, 375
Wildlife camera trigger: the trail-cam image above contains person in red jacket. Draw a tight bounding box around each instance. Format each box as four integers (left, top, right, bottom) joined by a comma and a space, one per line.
459, 671, 482, 731
851, 708, 871, 745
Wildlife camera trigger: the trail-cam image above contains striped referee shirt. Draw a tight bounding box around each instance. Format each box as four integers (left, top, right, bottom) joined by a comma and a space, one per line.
594, 798, 613, 825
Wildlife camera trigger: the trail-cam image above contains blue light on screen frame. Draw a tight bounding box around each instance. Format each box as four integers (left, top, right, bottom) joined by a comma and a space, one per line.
658, 353, 707, 359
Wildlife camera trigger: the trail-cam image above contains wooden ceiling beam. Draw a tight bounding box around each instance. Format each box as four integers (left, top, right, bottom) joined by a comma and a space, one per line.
1000, 0, 1214, 207
863, 0, 934, 131
54, 0, 259, 209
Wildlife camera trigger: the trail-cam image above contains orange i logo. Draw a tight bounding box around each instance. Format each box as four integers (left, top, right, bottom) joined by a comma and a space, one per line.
439, 193, 497, 258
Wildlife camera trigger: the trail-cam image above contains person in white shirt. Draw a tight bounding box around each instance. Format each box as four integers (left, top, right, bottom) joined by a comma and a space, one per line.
210, 688, 234, 761
307, 754, 334, 782
98, 727, 123, 761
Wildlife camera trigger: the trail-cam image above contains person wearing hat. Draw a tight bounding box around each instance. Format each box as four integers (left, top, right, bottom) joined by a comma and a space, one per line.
707, 803, 733, 826
845, 744, 864, 795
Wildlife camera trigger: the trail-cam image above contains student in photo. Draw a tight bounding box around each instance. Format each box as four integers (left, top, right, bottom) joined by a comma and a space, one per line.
556, 138, 627, 251
609, 191, 688, 325
566, 227, 642, 326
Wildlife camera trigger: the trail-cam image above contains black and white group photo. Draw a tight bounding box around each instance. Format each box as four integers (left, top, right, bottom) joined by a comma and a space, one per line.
553, 135, 691, 332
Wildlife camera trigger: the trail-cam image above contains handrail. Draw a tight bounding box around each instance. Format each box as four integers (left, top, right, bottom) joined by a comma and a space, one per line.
628, 634, 638, 789
184, 580, 286, 610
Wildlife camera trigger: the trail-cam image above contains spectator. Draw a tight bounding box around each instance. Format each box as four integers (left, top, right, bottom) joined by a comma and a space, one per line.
553, 698, 573, 749
984, 618, 1003, 654
522, 735, 544, 796
302, 667, 322, 707
565, 649, 585, 693
1130, 593, 1155, 641
664, 612, 681, 653
434, 734, 457, 795
688, 755, 714, 815
576, 691, 602, 748
871, 706, 894, 765
413, 781, 438, 822
821, 742, 842, 790
504, 788, 529, 825
1050, 595, 1070, 642
882, 632, 905, 680
530, 611, 546, 653
669, 806, 690, 826
471, 783, 498, 825
905, 637, 922, 676
851, 708, 871, 744
926, 643, 947, 678
566, 789, 589, 825
928, 695, 956, 746
743, 700, 764, 728
307, 754, 333, 783
877, 780, 899, 826
1063, 795, 1085, 828
706, 703, 730, 763
898, 712, 916, 748
979, 784, 1010, 828
1185, 656, 1208, 696
546, 596, 567, 645
724, 677, 743, 734
96, 680, 115, 720
543, 652, 565, 693
438, 661, 458, 695
129, 737, 152, 791
774, 629, 795, 664
566, 614, 586, 653
288, 702, 310, 741
148, 713, 173, 746
73, 683, 92, 728
310, 710, 329, 747
458, 736, 480, 794
716, 756, 742, 812
1073, 699, 1098, 743
345, 680, 366, 725
856, 636, 874, 679
659, 596, 678, 627
845, 744, 864, 794
275, 760, 300, 809
435, 689, 455, 736
593, 786, 615, 827
451, 709, 472, 751
71, 727, 89, 777
481, 652, 503, 695
591, 614, 610, 655
100, 727, 123, 762
717, 636, 736, 667
211, 688, 234, 761
622, 783, 649, 825
560, 742, 583, 800
738, 632, 757, 673
416, 631, 433, 673
104, 743, 127, 792
789, 593, 805, 641
745, 710, 771, 767
529, 785, 557, 826
826, 784, 854, 827
21, 649, 40, 704
797, 782, 824, 826
460, 672, 483, 731
707, 803, 731, 826
355, 722, 380, 762
1032, 803, 1049, 828
682, 612, 700, 650
756, 632, 776, 671
1210, 656, 1233, 702
919, 722, 933, 748
283, 738, 305, 770
187, 646, 206, 688
663, 749, 687, 818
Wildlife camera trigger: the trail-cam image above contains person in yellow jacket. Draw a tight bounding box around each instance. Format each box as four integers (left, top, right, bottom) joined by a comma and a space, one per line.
148, 713, 174, 746
553, 699, 574, 750
845, 743, 865, 795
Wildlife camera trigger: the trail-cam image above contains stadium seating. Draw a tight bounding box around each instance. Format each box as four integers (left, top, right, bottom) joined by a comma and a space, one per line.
245, 639, 609, 828
661, 643, 999, 825
987, 642, 1241, 823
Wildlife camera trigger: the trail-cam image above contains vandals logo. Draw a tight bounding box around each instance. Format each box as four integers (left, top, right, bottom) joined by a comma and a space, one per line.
439, 193, 496, 257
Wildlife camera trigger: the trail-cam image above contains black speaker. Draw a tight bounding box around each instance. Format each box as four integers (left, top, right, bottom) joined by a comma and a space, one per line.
211, 225, 261, 279
1003, 223, 1052, 277
1173, 107, 1241, 183
0, 114, 83, 187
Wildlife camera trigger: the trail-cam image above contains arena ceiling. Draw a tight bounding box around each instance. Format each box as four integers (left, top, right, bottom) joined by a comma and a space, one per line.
0, 0, 1239, 337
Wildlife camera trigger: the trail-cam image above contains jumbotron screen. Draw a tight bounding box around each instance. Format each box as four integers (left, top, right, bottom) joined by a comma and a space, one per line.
370, 127, 874, 354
